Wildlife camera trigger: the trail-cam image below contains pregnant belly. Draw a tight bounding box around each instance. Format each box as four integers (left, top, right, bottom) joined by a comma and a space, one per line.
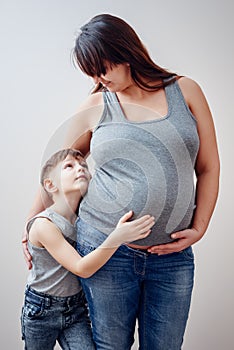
80, 168, 195, 247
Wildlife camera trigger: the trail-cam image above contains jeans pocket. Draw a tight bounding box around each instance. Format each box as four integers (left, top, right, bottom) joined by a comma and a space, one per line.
181, 246, 194, 261
23, 299, 46, 319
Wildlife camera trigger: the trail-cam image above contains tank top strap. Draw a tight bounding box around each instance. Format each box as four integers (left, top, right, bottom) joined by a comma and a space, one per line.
102, 91, 125, 123
164, 78, 188, 114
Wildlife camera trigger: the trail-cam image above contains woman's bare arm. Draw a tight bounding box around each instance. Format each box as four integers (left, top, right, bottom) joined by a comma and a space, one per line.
22, 93, 103, 268
22, 187, 53, 268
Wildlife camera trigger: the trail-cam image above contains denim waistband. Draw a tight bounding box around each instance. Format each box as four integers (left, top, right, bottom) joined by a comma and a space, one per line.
77, 218, 193, 259
25, 286, 84, 308
77, 217, 152, 256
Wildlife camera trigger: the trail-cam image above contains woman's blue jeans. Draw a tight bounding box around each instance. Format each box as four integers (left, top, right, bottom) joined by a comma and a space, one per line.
77, 218, 195, 350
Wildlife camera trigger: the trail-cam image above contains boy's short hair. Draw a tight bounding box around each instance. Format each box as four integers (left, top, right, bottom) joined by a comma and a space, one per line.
40, 149, 84, 188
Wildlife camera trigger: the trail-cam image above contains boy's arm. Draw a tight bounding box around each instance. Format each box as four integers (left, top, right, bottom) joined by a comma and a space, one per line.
31, 211, 155, 278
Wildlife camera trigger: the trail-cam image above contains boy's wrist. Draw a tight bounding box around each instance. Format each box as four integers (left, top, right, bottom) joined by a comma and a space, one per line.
101, 229, 122, 249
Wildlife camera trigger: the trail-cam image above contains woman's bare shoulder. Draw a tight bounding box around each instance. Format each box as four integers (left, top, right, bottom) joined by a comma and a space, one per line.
78, 92, 104, 112
177, 75, 202, 91
177, 76, 209, 112
177, 76, 204, 100
177, 76, 213, 125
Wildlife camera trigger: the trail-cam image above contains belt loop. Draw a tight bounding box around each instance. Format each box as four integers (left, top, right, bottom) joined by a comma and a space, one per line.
67, 296, 72, 308
44, 295, 51, 307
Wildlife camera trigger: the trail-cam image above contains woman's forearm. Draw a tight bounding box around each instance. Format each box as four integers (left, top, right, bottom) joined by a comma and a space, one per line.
22, 186, 53, 269
192, 165, 220, 239
147, 165, 220, 255
22, 186, 52, 243
26, 187, 52, 222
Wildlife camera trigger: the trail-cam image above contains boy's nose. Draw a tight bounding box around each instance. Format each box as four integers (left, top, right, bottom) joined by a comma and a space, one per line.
77, 165, 85, 173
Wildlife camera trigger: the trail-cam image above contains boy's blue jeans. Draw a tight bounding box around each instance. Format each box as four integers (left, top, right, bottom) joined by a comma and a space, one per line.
21, 286, 95, 349
77, 218, 194, 350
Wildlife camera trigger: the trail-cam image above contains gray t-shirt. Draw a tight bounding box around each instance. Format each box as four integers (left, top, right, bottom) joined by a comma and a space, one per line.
79, 80, 199, 245
27, 208, 81, 296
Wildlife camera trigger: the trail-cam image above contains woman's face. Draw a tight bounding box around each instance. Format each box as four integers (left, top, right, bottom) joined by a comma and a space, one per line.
92, 62, 133, 92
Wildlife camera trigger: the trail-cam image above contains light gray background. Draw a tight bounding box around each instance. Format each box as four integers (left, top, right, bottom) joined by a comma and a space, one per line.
1, 0, 233, 349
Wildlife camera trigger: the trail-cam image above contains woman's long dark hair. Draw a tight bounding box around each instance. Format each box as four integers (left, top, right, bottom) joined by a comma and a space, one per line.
73, 14, 177, 93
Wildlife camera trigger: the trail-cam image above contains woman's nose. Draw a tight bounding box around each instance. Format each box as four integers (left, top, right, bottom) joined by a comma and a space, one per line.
93, 75, 106, 85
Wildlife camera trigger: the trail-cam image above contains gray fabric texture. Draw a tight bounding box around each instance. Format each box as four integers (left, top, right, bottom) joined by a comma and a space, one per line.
27, 208, 81, 296
79, 80, 199, 245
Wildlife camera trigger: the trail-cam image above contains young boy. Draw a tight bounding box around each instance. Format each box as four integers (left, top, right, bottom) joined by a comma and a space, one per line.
21, 148, 154, 350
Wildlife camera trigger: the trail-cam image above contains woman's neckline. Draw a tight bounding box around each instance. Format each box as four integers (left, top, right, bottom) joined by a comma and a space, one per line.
112, 85, 172, 124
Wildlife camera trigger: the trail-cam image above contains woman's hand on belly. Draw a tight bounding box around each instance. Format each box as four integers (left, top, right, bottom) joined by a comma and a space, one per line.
147, 227, 202, 255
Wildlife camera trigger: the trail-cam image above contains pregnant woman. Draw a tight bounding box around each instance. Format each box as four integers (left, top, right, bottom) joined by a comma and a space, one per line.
23, 14, 220, 350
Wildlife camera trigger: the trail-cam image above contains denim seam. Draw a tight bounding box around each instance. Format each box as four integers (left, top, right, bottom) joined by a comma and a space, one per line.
61, 333, 71, 350
143, 282, 147, 349
181, 247, 194, 261
134, 254, 146, 276
20, 307, 25, 340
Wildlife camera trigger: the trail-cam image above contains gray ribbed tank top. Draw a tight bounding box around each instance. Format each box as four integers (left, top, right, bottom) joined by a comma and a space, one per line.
27, 208, 81, 296
79, 80, 199, 245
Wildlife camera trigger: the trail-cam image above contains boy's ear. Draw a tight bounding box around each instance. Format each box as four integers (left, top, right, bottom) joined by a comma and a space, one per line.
43, 178, 58, 194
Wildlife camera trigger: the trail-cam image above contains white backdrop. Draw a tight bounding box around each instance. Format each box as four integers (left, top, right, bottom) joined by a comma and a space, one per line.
0, 0, 233, 349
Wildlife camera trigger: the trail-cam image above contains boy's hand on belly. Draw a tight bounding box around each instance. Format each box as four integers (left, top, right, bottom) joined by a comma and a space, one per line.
115, 211, 155, 244
147, 227, 202, 255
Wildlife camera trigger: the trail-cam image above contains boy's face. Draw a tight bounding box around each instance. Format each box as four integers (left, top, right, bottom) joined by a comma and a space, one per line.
52, 155, 91, 196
